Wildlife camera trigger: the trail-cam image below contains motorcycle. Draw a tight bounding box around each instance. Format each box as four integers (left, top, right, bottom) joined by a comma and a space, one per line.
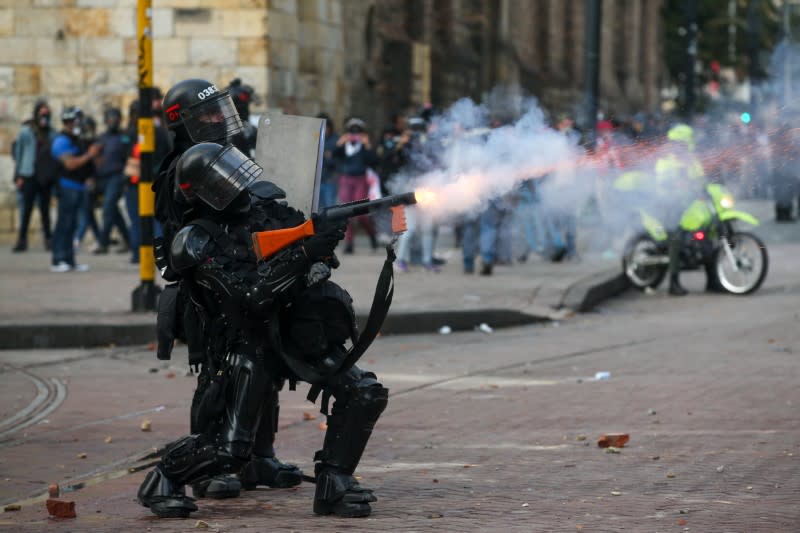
622, 184, 768, 295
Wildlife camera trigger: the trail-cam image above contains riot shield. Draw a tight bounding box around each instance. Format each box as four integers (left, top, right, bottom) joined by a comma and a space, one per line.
253, 112, 324, 215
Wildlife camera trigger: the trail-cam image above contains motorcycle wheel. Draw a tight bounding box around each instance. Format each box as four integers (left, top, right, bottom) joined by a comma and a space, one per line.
622, 233, 667, 290
713, 231, 768, 295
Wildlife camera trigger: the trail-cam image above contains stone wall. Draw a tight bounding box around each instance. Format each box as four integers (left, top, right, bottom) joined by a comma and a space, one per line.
0, 0, 348, 233
0, 0, 665, 235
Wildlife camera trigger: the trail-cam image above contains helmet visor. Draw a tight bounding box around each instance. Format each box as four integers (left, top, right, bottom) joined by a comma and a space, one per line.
195, 145, 263, 210
181, 93, 244, 143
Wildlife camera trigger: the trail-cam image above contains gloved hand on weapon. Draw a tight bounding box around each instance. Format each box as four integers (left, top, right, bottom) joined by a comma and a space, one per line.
302, 214, 347, 262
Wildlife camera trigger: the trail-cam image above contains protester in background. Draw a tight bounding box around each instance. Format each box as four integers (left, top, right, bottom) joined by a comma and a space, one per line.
396, 117, 438, 272
93, 107, 131, 255
334, 117, 379, 253
376, 122, 408, 196
770, 124, 799, 222
318, 112, 340, 208
11, 99, 56, 252
123, 101, 141, 264
50, 107, 101, 272
74, 115, 102, 251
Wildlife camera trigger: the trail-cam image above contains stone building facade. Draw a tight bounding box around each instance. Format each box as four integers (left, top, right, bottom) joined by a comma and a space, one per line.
0, 0, 664, 233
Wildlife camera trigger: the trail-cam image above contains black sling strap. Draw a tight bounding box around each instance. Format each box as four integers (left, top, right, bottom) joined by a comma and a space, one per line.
307, 245, 396, 407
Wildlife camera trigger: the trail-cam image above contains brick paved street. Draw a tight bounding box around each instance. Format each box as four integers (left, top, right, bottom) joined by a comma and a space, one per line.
1, 240, 798, 532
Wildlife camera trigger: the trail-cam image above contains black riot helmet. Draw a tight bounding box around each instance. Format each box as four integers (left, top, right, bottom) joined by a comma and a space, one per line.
227, 78, 255, 121
162, 79, 244, 144
175, 142, 262, 211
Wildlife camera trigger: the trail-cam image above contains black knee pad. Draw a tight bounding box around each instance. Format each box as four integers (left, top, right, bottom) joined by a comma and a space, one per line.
161, 435, 246, 486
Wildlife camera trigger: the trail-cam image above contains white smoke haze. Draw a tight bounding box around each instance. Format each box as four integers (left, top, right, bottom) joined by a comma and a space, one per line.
391, 94, 582, 219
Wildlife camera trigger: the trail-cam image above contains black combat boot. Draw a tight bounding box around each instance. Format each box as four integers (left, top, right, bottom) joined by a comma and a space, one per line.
192, 475, 241, 499
313, 465, 376, 517
138, 467, 197, 518
240, 455, 303, 490
668, 273, 688, 296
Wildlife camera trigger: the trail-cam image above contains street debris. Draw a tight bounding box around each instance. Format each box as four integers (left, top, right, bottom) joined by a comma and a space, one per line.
611, 491, 621, 496
598, 433, 629, 448
666, 472, 676, 478
651, 455, 660, 460
141, 419, 152, 432
428, 512, 444, 518
48, 483, 60, 497
148, 368, 158, 373
747, 485, 753, 491
716, 465, 725, 473
4, 504, 21, 512
77, 453, 87, 459
678, 518, 688, 526
594, 371, 611, 380
477, 323, 493, 334
302, 412, 317, 421
46, 499, 76, 518
194, 520, 210, 528
575, 435, 587, 441
438, 325, 452, 335
522, 503, 529, 507
648, 408, 657, 415
165, 371, 176, 379
605, 446, 621, 454
432, 478, 439, 483
104, 436, 113, 444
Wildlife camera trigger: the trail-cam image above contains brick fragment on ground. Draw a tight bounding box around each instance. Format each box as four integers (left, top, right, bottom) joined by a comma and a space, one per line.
46, 499, 76, 518
597, 433, 630, 448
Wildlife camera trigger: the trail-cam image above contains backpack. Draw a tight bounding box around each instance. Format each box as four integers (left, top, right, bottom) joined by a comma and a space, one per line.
35, 136, 63, 187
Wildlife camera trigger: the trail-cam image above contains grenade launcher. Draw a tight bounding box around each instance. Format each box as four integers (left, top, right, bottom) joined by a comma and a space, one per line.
251, 192, 417, 261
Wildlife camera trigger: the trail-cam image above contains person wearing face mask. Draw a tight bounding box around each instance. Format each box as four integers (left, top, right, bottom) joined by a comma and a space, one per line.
11, 100, 57, 252
93, 107, 131, 254
333, 117, 379, 253
49, 107, 102, 272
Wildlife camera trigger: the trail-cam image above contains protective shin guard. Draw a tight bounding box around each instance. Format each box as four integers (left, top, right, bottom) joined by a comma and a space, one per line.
316, 373, 389, 475
137, 467, 197, 518
242, 386, 303, 489
313, 370, 388, 517
221, 353, 270, 458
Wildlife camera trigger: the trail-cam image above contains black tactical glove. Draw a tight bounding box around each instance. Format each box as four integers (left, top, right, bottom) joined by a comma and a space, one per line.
303, 215, 346, 261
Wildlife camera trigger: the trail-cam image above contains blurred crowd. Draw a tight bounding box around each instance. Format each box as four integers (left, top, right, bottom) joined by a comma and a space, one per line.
8, 82, 800, 275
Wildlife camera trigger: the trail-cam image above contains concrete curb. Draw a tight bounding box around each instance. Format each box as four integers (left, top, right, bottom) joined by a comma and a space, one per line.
0, 270, 628, 350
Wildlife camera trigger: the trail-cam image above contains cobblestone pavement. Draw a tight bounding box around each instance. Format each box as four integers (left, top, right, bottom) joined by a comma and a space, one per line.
0, 242, 798, 532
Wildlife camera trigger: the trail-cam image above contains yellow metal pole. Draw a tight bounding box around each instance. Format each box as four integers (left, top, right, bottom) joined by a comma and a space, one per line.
132, 0, 160, 311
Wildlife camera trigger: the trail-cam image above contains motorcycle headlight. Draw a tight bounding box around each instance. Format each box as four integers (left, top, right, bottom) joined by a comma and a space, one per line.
720, 195, 734, 209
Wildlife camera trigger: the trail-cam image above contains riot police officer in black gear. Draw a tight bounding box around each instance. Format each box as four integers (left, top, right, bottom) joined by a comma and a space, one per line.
227, 78, 258, 157
140, 143, 388, 519
151, 79, 302, 500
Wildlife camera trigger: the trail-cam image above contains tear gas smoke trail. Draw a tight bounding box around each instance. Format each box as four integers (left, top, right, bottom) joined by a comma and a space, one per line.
395, 98, 583, 218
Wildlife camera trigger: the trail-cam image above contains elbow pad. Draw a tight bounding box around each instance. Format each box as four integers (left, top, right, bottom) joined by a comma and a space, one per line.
170, 225, 212, 272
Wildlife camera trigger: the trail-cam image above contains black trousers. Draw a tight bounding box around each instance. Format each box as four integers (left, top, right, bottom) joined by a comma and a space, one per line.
16, 177, 52, 244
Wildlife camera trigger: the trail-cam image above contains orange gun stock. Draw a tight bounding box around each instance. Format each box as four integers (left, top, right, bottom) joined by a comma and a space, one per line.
251, 219, 315, 262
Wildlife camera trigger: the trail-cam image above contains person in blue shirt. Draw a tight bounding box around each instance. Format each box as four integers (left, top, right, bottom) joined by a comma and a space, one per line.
50, 107, 101, 272
93, 107, 131, 254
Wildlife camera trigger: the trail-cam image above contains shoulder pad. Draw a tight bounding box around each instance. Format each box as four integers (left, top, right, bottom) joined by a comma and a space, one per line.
249, 181, 286, 200
170, 224, 212, 272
